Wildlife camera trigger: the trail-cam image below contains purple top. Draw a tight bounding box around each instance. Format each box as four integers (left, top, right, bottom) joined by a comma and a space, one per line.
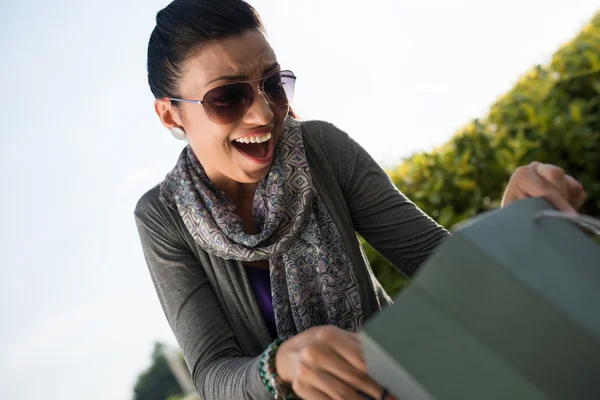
246, 266, 278, 339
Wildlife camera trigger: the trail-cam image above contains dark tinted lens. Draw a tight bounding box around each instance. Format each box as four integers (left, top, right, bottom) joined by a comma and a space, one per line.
203, 83, 254, 124
264, 71, 296, 108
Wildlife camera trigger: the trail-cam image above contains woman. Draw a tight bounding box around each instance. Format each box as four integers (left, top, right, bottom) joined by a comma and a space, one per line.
135, 1, 586, 399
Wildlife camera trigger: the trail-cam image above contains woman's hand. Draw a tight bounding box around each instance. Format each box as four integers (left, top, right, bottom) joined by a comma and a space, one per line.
501, 161, 586, 213
275, 325, 395, 400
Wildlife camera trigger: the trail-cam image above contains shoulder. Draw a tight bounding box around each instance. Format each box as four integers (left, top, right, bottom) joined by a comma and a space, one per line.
134, 183, 197, 256
299, 119, 352, 146
297, 119, 357, 166
134, 184, 183, 239
134, 184, 163, 223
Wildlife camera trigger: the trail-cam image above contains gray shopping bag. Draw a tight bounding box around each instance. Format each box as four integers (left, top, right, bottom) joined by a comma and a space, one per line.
361, 197, 600, 400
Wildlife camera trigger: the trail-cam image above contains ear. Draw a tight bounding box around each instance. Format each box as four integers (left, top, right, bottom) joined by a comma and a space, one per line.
154, 98, 183, 129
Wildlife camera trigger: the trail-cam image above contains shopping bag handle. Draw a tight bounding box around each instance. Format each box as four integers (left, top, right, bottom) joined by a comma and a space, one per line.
533, 210, 600, 236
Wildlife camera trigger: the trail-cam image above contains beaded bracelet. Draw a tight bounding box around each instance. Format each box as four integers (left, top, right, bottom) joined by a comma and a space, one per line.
259, 336, 299, 399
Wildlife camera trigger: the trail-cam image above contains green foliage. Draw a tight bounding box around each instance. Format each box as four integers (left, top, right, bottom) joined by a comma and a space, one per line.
133, 343, 184, 400
365, 11, 600, 297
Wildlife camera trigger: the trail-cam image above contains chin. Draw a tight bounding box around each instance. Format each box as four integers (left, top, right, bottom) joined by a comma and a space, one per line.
240, 165, 272, 183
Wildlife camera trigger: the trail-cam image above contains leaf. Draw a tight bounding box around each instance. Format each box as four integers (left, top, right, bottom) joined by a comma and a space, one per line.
592, 80, 600, 94
429, 192, 442, 205
454, 178, 476, 191
583, 50, 600, 70
437, 206, 455, 228
520, 102, 538, 124
570, 103, 584, 122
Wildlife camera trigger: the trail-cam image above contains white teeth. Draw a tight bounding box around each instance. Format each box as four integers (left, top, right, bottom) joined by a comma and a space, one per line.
234, 132, 271, 144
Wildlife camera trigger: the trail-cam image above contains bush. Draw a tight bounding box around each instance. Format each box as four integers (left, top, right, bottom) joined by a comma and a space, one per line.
366, 11, 600, 297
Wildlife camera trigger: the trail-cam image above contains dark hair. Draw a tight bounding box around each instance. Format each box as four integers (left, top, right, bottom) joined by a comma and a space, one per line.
147, 0, 265, 100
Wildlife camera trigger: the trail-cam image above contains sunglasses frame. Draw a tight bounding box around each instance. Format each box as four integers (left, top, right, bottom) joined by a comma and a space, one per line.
166, 69, 296, 123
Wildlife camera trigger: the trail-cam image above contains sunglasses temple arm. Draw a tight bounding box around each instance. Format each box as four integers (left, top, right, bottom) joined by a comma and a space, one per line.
168, 97, 202, 105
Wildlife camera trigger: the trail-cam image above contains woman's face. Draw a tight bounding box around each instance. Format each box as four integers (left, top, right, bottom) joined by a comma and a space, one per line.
155, 29, 288, 189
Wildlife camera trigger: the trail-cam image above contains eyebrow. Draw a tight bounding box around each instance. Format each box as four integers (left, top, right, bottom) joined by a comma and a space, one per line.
205, 62, 280, 87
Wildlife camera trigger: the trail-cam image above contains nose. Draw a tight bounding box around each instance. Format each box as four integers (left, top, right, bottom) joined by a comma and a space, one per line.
243, 88, 274, 126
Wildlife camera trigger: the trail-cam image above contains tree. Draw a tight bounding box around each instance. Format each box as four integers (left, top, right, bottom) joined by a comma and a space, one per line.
133, 343, 184, 400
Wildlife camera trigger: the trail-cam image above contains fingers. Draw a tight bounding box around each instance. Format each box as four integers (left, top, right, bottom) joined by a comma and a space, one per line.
320, 347, 386, 400
311, 328, 365, 372
565, 175, 587, 209
574, 190, 587, 210
293, 386, 332, 400
331, 332, 367, 371
328, 332, 398, 400
292, 358, 364, 400
517, 163, 576, 213
292, 327, 395, 400
504, 161, 587, 213
531, 162, 588, 213
531, 162, 570, 201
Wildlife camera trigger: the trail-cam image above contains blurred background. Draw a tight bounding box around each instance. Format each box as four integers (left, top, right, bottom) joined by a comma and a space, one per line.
1, 0, 599, 399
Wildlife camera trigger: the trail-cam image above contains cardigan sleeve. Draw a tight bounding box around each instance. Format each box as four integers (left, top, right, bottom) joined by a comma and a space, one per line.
302, 120, 450, 278
134, 188, 271, 400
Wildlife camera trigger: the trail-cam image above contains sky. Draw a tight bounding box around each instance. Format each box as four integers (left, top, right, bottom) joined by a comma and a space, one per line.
0, 0, 598, 399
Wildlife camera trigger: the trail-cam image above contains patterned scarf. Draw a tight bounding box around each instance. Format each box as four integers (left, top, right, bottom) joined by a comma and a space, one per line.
159, 117, 363, 336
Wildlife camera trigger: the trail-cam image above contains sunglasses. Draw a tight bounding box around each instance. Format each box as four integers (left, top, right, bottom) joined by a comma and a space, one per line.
168, 70, 296, 125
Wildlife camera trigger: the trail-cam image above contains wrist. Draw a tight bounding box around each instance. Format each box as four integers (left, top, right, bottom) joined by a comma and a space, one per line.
259, 336, 297, 399
274, 340, 292, 385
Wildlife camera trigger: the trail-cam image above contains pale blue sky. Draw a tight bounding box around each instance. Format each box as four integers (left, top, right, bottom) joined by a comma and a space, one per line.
1, 1, 597, 399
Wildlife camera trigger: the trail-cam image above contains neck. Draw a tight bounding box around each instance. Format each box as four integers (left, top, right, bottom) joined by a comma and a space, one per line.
207, 171, 258, 209
208, 172, 260, 235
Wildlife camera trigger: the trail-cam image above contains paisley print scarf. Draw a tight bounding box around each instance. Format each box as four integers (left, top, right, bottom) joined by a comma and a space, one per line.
159, 117, 362, 336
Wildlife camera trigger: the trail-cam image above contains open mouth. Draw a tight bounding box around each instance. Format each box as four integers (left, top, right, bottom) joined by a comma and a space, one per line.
231, 132, 273, 164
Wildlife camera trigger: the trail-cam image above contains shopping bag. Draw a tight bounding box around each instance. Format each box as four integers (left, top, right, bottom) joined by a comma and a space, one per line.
361, 197, 600, 400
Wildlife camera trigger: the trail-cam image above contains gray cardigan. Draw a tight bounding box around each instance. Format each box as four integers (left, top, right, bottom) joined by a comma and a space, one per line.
134, 120, 449, 399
